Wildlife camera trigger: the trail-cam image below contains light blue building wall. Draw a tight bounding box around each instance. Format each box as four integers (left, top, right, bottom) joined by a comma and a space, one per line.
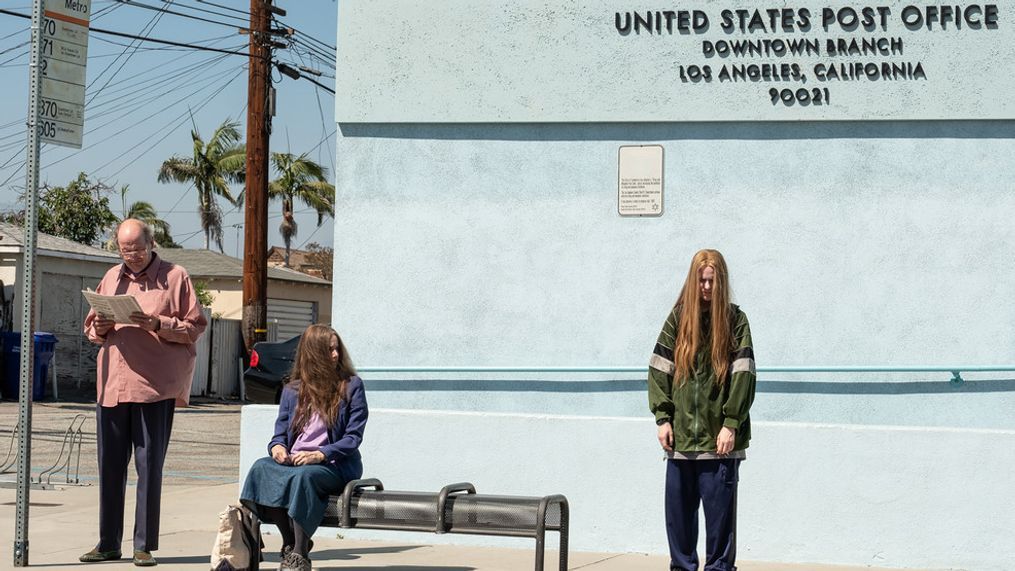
312, 1, 1015, 568
334, 122, 1015, 427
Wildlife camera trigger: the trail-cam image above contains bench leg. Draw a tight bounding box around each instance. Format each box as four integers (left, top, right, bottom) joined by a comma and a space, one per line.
535, 496, 569, 571
535, 529, 569, 571
534, 530, 545, 571
558, 500, 569, 571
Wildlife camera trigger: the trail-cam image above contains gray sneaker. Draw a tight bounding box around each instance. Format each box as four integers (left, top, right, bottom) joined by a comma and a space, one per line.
279, 550, 311, 571
279, 539, 313, 559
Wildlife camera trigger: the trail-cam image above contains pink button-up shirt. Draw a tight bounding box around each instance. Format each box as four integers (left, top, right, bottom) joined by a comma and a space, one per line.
83, 253, 207, 407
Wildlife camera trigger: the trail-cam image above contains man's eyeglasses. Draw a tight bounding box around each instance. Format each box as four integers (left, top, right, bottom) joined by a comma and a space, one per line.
119, 248, 149, 258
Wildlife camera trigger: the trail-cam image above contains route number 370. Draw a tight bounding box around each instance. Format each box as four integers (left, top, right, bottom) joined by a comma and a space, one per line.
39, 100, 59, 118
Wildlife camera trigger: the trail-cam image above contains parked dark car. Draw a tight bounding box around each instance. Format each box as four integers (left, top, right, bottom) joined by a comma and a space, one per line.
243, 335, 300, 404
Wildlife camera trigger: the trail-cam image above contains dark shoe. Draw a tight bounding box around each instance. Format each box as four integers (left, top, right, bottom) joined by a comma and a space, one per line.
279, 550, 311, 571
133, 550, 157, 567
79, 548, 122, 562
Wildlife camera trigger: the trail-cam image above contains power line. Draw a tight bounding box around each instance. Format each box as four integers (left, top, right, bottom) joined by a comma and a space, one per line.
98, 70, 245, 178
86, 59, 238, 122
0, 7, 245, 191
86, 59, 239, 136
301, 74, 334, 95
0, 146, 28, 188
289, 37, 334, 63
114, 0, 247, 30
0, 54, 240, 186
288, 37, 335, 69
174, 227, 206, 245
0, 60, 242, 179
90, 1, 126, 22
89, 32, 242, 56
0, 69, 233, 183
0, 50, 27, 67
0, 40, 28, 57
85, 0, 174, 107
0, 27, 26, 42
279, 21, 336, 52
169, 207, 318, 216
0, 9, 249, 57
93, 27, 247, 55
310, 65, 336, 174
152, 0, 248, 25
81, 65, 243, 173
307, 128, 337, 157
85, 39, 239, 108
297, 220, 328, 249
275, 63, 334, 95
193, 0, 248, 17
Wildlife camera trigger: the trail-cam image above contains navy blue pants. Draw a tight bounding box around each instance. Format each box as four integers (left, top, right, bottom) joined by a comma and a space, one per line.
96, 400, 175, 552
665, 459, 740, 571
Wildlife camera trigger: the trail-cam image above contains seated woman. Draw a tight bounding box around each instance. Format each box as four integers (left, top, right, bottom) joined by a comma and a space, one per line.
241, 324, 368, 571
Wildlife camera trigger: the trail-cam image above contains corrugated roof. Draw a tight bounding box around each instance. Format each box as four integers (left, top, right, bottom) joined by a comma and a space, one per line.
0, 222, 119, 261
156, 248, 331, 285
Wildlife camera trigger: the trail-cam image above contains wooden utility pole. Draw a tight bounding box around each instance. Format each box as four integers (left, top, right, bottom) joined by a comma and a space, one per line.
242, 0, 271, 351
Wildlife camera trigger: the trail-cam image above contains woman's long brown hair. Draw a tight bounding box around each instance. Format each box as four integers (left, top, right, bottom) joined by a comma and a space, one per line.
673, 249, 734, 386
289, 324, 357, 435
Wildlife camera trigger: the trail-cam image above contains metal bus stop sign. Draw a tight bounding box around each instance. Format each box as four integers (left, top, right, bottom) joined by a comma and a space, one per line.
39, 0, 90, 148
14, 1, 91, 566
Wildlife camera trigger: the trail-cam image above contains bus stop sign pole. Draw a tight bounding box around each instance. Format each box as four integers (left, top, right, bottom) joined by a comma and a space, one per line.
14, 0, 46, 566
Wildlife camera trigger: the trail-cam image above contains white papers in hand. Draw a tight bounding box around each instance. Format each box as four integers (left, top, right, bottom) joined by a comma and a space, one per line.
81, 290, 143, 324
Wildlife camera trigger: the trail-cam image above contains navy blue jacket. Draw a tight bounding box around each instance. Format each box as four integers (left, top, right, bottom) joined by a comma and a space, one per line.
267, 375, 368, 469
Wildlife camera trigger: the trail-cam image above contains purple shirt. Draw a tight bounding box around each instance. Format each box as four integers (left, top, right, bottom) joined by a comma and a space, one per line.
291, 413, 329, 454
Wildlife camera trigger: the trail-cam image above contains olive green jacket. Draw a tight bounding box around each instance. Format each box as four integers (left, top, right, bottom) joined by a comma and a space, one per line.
647, 304, 756, 452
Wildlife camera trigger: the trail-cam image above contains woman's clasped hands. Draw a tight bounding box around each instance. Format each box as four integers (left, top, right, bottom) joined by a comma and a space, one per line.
270, 444, 325, 466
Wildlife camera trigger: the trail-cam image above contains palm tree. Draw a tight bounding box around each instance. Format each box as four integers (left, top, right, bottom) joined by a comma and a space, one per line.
268, 152, 335, 266
157, 119, 245, 251
105, 185, 179, 250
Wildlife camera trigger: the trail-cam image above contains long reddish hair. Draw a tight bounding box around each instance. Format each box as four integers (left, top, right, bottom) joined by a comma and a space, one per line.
289, 324, 356, 435
673, 249, 734, 386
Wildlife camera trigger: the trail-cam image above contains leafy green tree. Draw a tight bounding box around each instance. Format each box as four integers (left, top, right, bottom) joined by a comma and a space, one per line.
157, 119, 245, 251
104, 185, 179, 250
0, 211, 25, 225
304, 242, 334, 281
193, 280, 215, 307
268, 152, 335, 267
37, 173, 119, 246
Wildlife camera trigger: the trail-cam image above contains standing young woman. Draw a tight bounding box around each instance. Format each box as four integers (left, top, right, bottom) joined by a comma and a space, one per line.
241, 324, 368, 571
648, 249, 756, 571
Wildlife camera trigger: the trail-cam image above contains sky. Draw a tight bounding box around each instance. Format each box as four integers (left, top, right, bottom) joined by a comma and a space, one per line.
0, 0, 339, 258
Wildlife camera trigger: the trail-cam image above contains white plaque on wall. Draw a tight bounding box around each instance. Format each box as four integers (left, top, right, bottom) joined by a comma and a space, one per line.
618, 145, 664, 217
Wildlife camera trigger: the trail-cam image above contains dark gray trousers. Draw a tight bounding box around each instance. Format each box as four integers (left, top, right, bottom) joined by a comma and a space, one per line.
96, 399, 175, 552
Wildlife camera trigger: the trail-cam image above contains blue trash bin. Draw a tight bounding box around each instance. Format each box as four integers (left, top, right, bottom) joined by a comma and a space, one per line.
1, 332, 58, 401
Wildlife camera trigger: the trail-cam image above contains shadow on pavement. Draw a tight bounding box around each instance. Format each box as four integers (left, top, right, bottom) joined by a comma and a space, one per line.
150, 554, 211, 565
318, 567, 474, 571
307, 543, 426, 561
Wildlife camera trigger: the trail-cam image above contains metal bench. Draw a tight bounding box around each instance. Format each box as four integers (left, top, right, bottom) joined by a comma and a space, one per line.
322, 478, 569, 571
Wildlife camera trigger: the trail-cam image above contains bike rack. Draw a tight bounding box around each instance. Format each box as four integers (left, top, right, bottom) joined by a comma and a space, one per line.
35, 413, 86, 486
0, 421, 19, 473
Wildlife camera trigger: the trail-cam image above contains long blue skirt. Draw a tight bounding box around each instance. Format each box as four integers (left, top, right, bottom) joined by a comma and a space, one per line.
240, 456, 359, 536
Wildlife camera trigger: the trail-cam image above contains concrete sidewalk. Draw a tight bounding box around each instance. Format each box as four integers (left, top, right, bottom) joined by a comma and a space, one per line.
0, 481, 933, 571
